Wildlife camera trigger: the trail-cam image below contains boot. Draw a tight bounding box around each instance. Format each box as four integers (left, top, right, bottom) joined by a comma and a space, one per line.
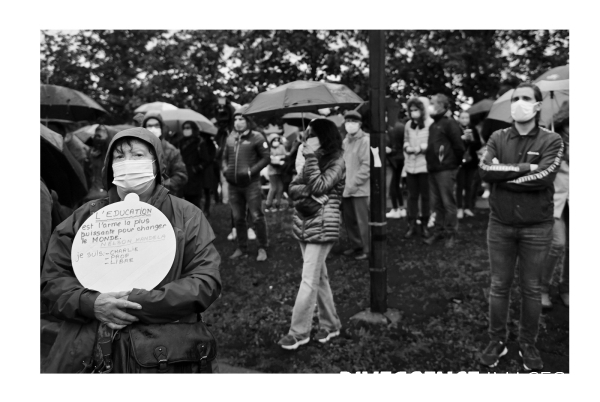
420, 216, 431, 238
404, 220, 417, 239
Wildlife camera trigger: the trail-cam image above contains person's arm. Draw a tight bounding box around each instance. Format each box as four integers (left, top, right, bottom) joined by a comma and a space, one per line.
288, 169, 309, 201
127, 210, 221, 324
352, 136, 371, 188
221, 135, 230, 171
470, 126, 482, 152
447, 119, 465, 161
249, 133, 271, 177
479, 131, 532, 183
303, 152, 344, 197
164, 148, 188, 193
500, 134, 564, 192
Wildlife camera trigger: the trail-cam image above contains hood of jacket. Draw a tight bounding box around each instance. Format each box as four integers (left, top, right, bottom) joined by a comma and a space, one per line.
142, 111, 165, 130
101, 127, 165, 190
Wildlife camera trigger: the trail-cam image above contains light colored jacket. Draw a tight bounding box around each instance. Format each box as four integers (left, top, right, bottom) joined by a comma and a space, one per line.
553, 160, 569, 218
342, 129, 370, 197
403, 117, 433, 174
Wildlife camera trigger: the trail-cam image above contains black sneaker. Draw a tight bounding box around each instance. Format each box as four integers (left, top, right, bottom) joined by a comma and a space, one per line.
479, 340, 508, 367
519, 343, 543, 371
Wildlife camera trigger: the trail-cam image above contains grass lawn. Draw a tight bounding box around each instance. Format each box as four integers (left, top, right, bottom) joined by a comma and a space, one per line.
203, 200, 569, 373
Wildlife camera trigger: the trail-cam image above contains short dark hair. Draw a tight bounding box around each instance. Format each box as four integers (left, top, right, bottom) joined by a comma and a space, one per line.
433, 93, 451, 111
513, 83, 543, 123
308, 119, 343, 156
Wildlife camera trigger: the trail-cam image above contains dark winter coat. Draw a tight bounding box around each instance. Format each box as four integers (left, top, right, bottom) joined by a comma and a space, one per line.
479, 125, 563, 227
386, 121, 405, 169
179, 134, 211, 196
289, 149, 345, 243
459, 124, 482, 170
40, 128, 221, 373
425, 114, 465, 172
161, 138, 188, 195
222, 130, 270, 187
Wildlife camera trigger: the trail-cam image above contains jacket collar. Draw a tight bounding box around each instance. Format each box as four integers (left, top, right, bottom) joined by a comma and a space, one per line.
508, 124, 540, 139
346, 129, 365, 142
107, 184, 169, 207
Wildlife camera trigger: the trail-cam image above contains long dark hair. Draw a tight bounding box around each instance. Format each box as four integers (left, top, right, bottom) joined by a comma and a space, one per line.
407, 97, 426, 129
182, 120, 201, 138
308, 119, 343, 156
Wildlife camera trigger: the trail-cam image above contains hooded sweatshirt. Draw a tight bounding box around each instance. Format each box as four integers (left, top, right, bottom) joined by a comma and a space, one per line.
142, 112, 188, 195
41, 127, 221, 372
342, 128, 370, 197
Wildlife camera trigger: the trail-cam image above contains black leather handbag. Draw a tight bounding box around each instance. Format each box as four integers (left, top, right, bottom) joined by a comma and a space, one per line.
111, 320, 217, 373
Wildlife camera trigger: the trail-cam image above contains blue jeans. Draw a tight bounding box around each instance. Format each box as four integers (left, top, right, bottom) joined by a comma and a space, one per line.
487, 219, 553, 345
229, 180, 268, 251
429, 169, 458, 235
289, 242, 341, 339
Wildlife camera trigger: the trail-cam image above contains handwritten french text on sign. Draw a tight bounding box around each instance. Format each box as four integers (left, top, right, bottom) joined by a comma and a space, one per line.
72, 193, 176, 293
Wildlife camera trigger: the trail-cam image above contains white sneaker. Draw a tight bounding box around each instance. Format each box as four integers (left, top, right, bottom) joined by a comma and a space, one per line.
386, 209, 401, 219
482, 189, 490, 199
227, 228, 237, 241
427, 213, 436, 228
400, 208, 407, 217
248, 228, 257, 240
464, 208, 475, 217
457, 208, 464, 219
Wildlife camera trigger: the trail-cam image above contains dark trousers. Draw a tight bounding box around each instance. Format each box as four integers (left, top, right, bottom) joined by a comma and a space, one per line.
429, 169, 458, 235
342, 196, 370, 254
456, 167, 477, 209
541, 203, 569, 294
389, 162, 404, 209
229, 180, 268, 251
487, 219, 553, 345
406, 172, 430, 220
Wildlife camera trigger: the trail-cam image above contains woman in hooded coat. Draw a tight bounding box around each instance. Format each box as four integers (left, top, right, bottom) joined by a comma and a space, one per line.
41, 127, 222, 373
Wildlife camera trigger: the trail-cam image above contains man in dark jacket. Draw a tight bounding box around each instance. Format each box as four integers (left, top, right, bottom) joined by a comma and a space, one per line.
222, 106, 271, 261
423, 94, 465, 247
142, 112, 188, 197
477, 83, 563, 371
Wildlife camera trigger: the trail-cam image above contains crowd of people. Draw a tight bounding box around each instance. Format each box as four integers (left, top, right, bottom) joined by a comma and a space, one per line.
40, 82, 569, 373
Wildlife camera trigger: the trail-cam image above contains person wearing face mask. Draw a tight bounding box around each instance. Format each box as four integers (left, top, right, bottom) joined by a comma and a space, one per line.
423, 94, 465, 248
265, 134, 288, 212
402, 97, 433, 239
278, 119, 344, 350
178, 120, 216, 217
142, 112, 188, 197
222, 105, 271, 262
41, 127, 222, 373
456, 111, 482, 220
478, 83, 563, 371
341, 111, 370, 261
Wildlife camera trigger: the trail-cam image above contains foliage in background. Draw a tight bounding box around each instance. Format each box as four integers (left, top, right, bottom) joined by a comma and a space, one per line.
40, 30, 569, 124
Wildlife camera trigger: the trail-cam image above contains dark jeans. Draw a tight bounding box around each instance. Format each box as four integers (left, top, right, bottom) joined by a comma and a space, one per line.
342, 196, 370, 254
487, 219, 553, 345
456, 167, 477, 209
389, 162, 404, 209
541, 203, 569, 294
429, 169, 458, 235
229, 180, 268, 251
406, 172, 430, 220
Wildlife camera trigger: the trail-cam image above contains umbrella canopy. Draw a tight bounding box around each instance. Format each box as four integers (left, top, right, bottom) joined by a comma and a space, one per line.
534, 65, 569, 91
159, 108, 218, 135
40, 123, 64, 151
467, 99, 494, 116
487, 87, 569, 128
282, 112, 322, 121
134, 101, 178, 114
40, 124, 88, 208
72, 124, 130, 143
41, 84, 108, 121
243, 80, 364, 117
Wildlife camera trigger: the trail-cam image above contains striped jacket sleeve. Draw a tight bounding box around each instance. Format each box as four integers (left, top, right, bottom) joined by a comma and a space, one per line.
501, 132, 564, 192
479, 130, 531, 182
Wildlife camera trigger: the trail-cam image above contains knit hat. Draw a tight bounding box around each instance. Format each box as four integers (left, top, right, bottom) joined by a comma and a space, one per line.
344, 110, 362, 122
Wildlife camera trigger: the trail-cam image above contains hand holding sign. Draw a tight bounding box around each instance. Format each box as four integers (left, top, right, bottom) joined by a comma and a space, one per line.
72, 193, 176, 294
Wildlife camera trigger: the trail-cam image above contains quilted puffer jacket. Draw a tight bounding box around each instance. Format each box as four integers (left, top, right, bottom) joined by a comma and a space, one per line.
289, 149, 345, 243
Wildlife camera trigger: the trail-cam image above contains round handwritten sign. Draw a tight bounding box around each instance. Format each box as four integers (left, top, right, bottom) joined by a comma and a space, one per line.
72, 193, 176, 293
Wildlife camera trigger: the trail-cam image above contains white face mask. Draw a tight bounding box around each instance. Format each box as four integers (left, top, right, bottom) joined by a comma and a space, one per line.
345, 122, 360, 135
306, 136, 321, 152
511, 100, 539, 123
410, 111, 421, 119
147, 127, 162, 138
272, 141, 280, 148
112, 159, 156, 196
183, 128, 193, 137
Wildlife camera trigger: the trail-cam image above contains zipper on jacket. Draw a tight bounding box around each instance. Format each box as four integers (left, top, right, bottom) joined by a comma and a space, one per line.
234, 135, 240, 184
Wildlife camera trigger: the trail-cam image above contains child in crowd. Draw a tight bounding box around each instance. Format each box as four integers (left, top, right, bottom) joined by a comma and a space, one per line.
266, 135, 288, 212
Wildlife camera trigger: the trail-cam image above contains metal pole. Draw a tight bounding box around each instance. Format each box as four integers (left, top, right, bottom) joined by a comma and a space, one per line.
368, 30, 387, 313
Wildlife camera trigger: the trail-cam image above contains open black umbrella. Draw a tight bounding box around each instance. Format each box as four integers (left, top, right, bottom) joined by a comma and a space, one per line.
41, 84, 108, 121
